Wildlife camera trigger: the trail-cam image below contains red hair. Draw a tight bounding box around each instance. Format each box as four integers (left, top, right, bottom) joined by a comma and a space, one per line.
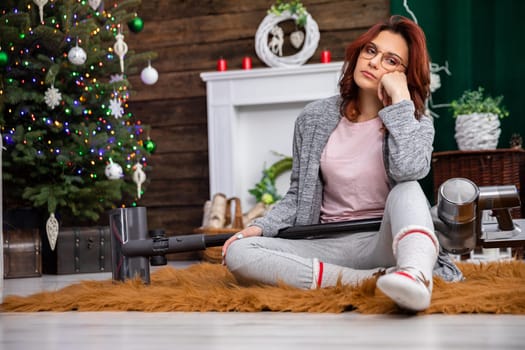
339, 15, 430, 120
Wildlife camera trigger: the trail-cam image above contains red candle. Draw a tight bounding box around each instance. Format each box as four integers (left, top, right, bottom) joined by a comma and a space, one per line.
217, 58, 227, 71
242, 56, 252, 70
321, 50, 331, 63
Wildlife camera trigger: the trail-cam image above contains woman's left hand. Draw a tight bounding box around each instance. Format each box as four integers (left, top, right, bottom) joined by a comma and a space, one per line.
377, 71, 411, 106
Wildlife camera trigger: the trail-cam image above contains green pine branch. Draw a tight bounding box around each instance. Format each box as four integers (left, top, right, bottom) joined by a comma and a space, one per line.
1, 0, 156, 223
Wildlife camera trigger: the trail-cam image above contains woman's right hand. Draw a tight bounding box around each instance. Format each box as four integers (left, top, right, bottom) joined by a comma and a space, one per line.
221, 225, 263, 262
377, 71, 410, 107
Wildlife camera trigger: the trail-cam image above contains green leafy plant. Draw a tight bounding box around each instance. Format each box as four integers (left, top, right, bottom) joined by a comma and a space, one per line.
249, 156, 292, 205
269, 0, 308, 27
450, 87, 509, 119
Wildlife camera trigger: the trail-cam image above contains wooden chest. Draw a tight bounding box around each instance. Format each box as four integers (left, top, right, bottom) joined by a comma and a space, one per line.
42, 226, 112, 274
3, 228, 42, 279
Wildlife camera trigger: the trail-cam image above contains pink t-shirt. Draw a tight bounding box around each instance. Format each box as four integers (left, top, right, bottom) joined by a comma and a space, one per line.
320, 116, 389, 223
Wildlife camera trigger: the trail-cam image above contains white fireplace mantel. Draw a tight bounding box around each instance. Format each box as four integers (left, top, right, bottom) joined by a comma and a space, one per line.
201, 62, 343, 208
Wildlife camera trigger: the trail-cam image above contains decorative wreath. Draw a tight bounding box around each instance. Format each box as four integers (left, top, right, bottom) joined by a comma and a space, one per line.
255, 8, 320, 68
249, 156, 292, 205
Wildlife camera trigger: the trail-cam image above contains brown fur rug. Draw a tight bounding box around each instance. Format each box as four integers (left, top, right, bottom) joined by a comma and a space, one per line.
2, 261, 525, 314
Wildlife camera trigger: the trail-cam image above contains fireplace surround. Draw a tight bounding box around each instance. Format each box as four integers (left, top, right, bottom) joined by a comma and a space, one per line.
201, 62, 343, 208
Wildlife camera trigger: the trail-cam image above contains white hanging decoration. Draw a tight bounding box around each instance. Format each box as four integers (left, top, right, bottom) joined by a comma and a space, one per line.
108, 94, 124, 119
290, 30, 305, 49
132, 162, 146, 199
44, 84, 62, 109
255, 10, 319, 68
68, 43, 87, 65
88, 0, 102, 11
425, 61, 452, 117
429, 62, 451, 89
430, 70, 442, 93
46, 213, 59, 251
109, 73, 124, 83
268, 25, 284, 56
140, 61, 159, 85
33, 0, 48, 24
113, 29, 128, 73
403, 0, 452, 118
105, 158, 124, 180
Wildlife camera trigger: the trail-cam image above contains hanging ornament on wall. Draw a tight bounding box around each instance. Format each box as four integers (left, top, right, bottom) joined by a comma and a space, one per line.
108, 93, 124, 119
144, 137, 157, 154
46, 213, 59, 251
268, 25, 284, 56
44, 84, 62, 109
0, 49, 8, 67
140, 61, 158, 85
88, 0, 102, 11
105, 158, 124, 180
113, 29, 128, 73
290, 29, 305, 49
401, 0, 452, 118
255, 8, 320, 67
68, 43, 87, 65
128, 16, 144, 33
33, 0, 48, 24
132, 162, 146, 199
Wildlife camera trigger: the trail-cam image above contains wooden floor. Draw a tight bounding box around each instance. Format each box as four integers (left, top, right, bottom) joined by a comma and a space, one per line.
2, 261, 525, 350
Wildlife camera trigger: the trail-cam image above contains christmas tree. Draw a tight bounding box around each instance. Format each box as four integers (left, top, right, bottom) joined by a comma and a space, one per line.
0, 0, 157, 225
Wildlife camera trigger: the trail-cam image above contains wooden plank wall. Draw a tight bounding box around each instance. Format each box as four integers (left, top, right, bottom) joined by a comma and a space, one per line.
126, 0, 389, 255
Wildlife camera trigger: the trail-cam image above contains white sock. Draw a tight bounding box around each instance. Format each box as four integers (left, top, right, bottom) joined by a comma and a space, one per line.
311, 258, 383, 289
377, 226, 439, 311
394, 226, 439, 290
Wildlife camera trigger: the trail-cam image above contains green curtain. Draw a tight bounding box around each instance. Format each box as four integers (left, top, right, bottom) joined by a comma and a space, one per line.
391, 0, 525, 201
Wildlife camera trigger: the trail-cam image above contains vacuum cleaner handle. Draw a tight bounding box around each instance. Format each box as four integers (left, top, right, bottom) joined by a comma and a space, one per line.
202, 218, 382, 247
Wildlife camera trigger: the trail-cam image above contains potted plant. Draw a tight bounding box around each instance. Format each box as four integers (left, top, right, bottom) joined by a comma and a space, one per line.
451, 87, 509, 150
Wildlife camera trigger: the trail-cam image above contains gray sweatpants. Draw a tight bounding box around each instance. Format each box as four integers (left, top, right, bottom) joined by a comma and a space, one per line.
224, 181, 434, 289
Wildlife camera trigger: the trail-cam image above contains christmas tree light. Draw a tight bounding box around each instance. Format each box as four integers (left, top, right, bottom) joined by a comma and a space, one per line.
0, 0, 157, 225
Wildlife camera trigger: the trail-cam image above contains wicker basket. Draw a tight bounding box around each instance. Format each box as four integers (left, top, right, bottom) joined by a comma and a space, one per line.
194, 197, 244, 263
432, 148, 525, 218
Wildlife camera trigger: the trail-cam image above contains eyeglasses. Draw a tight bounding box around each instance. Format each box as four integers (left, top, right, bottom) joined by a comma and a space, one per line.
360, 43, 407, 71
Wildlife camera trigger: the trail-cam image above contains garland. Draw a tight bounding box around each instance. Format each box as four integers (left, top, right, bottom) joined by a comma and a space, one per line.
268, 0, 308, 27
249, 156, 292, 204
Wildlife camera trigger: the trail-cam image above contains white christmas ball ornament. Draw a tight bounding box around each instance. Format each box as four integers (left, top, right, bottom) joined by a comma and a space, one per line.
105, 159, 124, 180
141, 62, 159, 85
68, 44, 87, 65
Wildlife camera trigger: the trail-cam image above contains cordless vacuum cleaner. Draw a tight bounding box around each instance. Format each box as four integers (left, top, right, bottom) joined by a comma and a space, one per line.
110, 178, 523, 283
431, 177, 523, 255
109, 208, 382, 283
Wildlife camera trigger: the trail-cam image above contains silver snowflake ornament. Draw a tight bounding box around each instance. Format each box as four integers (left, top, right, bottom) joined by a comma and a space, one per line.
44, 85, 62, 109
109, 96, 124, 119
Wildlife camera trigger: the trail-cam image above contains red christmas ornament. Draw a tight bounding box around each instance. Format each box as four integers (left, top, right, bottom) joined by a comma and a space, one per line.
217, 58, 227, 71
242, 56, 252, 70
321, 50, 331, 63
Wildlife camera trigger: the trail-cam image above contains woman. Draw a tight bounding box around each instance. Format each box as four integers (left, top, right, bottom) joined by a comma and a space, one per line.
222, 15, 462, 312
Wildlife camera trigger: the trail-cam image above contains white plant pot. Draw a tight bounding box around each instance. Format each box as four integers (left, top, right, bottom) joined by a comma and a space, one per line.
454, 113, 501, 150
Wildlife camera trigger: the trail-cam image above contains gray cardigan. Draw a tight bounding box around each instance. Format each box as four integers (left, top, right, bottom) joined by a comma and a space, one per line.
251, 95, 463, 282
253, 95, 434, 235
